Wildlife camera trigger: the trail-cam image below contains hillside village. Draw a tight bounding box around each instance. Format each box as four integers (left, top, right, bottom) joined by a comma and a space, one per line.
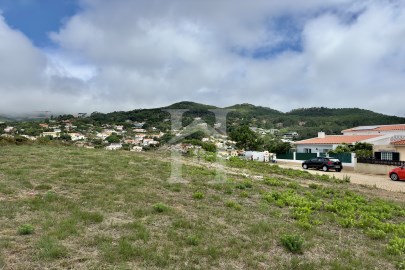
1, 111, 405, 169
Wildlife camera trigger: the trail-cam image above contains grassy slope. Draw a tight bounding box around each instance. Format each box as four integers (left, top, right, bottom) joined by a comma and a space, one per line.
0, 145, 404, 269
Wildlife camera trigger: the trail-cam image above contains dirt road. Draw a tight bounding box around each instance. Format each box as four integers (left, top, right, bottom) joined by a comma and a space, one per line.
277, 162, 405, 193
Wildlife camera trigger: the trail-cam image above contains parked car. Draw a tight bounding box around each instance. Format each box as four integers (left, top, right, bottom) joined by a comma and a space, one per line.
388, 165, 405, 181
302, 157, 342, 172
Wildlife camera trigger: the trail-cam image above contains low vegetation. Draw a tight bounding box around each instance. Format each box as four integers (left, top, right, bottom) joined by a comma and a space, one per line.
0, 145, 404, 269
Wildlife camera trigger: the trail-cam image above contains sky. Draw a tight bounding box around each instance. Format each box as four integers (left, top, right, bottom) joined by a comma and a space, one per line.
0, 0, 405, 116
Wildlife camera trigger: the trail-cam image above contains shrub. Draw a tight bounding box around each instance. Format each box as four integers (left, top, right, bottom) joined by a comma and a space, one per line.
342, 175, 351, 183
17, 224, 35, 235
192, 191, 204, 199
365, 229, 386, 240
280, 233, 304, 254
387, 237, 405, 255
264, 177, 284, 187
235, 180, 253, 189
225, 200, 242, 211
153, 203, 169, 213
240, 191, 249, 198
186, 235, 201, 246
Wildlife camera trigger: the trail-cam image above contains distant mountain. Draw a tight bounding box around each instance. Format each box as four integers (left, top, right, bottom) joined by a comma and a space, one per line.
4, 101, 405, 140
226, 103, 283, 116
164, 101, 218, 110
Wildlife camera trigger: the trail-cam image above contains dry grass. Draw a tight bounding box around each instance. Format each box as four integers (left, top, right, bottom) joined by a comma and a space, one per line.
0, 145, 404, 269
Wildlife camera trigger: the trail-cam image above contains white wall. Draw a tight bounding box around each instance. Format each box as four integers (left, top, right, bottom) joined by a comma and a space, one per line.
343, 130, 405, 136
296, 144, 334, 153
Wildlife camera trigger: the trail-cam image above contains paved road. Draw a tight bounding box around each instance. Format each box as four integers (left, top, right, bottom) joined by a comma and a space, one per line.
277, 162, 405, 193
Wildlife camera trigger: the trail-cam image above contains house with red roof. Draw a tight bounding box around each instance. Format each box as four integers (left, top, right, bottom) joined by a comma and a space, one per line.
342, 124, 405, 136
294, 132, 384, 154
295, 124, 405, 162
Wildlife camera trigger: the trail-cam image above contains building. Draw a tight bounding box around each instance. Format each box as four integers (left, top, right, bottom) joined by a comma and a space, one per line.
342, 124, 405, 136
294, 132, 382, 153
4, 126, 14, 133
68, 133, 86, 141
243, 151, 271, 162
105, 143, 122, 150
41, 132, 60, 138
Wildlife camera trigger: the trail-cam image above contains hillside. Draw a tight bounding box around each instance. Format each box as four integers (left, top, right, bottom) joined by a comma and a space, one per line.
3, 102, 405, 139
0, 145, 404, 269
88, 102, 405, 139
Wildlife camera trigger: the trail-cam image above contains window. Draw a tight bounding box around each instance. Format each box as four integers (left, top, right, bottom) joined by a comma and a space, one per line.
304, 148, 312, 153
381, 152, 393, 161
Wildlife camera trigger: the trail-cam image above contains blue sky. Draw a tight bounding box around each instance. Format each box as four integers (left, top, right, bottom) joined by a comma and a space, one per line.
0, 0, 404, 116
0, 0, 79, 47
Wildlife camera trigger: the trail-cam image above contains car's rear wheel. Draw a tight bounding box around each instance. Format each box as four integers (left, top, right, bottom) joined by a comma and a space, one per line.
335, 169, 341, 172
390, 173, 399, 181
322, 165, 329, 172
302, 164, 308, 169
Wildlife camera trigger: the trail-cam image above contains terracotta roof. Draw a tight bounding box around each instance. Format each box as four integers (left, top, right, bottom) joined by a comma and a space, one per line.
392, 140, 405, 145
343, 124, 405, 132
294, 135, 382, 145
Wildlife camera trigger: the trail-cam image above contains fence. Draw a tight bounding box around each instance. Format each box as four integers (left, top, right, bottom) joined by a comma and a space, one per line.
277, 152, 354, 165
277, 153, 294, 160
296, 153, 317, 161
330, 153, 352, 163
357, 157, 405, 167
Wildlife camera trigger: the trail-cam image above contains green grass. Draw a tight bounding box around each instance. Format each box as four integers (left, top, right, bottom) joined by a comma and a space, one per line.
17, 224, 35, 235
0, 145, 404, 269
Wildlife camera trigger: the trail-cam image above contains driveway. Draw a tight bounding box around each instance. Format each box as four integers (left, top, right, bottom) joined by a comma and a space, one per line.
277, 162, 405, 193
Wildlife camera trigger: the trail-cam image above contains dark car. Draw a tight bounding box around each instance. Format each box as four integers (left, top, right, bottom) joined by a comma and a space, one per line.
388, 165, 405, 181
302, 157, 342, 172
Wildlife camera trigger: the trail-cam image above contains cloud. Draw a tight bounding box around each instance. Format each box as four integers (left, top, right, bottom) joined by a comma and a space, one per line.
0, 1, 405, 117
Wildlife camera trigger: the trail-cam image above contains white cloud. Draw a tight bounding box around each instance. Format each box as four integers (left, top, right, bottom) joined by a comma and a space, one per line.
0, 0, 405, 117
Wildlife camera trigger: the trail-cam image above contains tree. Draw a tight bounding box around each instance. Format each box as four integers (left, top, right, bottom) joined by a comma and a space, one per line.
106, 134, 121, 144
59, 133, 72, 141
185, 130, 207, 141
328, 142, 372, 158
229, 125, 263, 151
268, 140, 291, 154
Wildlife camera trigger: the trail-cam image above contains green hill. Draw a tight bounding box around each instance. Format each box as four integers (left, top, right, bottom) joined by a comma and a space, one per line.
164, 101, 218, 110
83, 102, 405, 139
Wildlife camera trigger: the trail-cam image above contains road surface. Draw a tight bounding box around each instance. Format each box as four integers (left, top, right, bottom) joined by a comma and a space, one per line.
277, 162, 405, 193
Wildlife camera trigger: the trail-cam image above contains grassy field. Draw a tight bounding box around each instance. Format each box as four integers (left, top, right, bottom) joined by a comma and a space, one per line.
0, 145, 404, 269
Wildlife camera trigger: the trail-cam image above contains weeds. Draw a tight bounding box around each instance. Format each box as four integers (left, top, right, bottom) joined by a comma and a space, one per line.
280, 234, 304, 254
17, 224, 34, 235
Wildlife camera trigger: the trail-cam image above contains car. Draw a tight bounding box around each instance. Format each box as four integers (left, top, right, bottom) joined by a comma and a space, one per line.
388, 165, 405, 181
302, 157, 343, 172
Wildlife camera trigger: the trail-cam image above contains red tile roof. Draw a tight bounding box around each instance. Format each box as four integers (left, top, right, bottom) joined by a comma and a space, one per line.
343, 124, 405, 132
375, 125, 405, 131
392, 140, 405, 145
294, 135, 382, 145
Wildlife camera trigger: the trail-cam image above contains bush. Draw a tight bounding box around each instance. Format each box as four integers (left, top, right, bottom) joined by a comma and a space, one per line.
365, 229, 386, 240
153, 203, 169, 213
17, 224, 35, 235
387, 236, 405, 255
192, 191, 204, 199
280, 234, 304, 254
235, 180, 253, 189
225, 200, 242, 211
186, 235, 201, 246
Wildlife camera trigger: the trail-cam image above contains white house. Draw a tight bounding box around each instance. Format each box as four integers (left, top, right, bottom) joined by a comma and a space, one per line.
294, 132, 383, 153
244, 151, 270, 162
131, 146, 143, 152
342, 124, 405, 136
4, 126, 14, 133
69, 133, 86, 141
41, 131, 60, 138
105, 143, 122, 150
